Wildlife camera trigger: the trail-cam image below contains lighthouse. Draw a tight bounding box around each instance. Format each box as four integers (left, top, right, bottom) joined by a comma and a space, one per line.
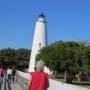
29, 13, 47, 72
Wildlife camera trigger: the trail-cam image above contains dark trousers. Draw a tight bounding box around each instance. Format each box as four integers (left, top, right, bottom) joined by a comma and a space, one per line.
0, 76, 3, 90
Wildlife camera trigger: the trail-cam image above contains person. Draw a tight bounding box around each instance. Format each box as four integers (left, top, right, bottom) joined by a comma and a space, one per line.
0, 65, 4, 90
12, 67, 16, 82
7, 67, 12, 83
28, 60, 49, 90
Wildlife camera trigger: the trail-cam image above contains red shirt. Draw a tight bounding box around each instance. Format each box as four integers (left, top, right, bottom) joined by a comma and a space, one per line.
29, 72, 48, 90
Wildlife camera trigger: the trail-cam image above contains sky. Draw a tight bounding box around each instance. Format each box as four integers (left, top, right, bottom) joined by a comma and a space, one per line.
0, 0, 90, 49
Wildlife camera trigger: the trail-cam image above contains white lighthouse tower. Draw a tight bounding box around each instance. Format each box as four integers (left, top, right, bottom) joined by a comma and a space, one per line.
29, 13, 47, 72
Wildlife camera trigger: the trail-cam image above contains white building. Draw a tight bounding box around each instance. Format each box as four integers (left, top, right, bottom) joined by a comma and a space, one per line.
29, 13, 47, 72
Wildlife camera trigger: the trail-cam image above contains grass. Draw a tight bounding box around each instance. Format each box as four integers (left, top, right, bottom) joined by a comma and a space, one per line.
72, 81, 90, 89
49, 76, 90, 89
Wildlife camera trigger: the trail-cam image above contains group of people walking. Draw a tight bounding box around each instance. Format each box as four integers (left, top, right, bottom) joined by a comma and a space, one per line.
0, 60, 49, 90
0, 65, 16, 89
6, 67, 16, 83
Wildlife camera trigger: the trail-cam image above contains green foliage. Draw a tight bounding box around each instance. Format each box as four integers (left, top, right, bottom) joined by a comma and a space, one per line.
36, 40, 90, 75
0, 48, 31, 70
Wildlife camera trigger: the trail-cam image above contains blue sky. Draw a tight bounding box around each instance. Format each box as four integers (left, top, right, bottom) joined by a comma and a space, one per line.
0, 0, 90, 49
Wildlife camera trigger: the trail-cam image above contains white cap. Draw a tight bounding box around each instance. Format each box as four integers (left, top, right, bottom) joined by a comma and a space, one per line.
36, 60, 45, 71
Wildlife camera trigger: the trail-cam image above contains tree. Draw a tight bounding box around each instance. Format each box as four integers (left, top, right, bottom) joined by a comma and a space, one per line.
36, 40, 90, 82
0, 48, 31, 70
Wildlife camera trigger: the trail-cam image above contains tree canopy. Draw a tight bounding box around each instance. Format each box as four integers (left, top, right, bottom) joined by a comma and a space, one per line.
0, 48, 31, 70
36, 41, 90, 76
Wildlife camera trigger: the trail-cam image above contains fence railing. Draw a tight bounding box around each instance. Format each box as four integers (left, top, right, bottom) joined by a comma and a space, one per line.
16, 71, 29, 90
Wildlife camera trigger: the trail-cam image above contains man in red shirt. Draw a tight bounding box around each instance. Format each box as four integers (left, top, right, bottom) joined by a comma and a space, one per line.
28, 60, 49, 90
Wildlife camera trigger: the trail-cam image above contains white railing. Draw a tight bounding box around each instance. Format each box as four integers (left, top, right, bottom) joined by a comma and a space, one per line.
16, 71, 29, 90
16, 70, 89, 90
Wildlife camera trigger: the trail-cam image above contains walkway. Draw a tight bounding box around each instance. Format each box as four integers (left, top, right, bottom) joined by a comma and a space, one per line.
48, 79, 90, 90
1, 76, 22, 90
16, 71, 90, 90
1, 70, 89, 90
1, 79, 89, 90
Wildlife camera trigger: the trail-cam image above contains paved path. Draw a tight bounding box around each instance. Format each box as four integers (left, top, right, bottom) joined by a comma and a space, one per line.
1, 70, 89, 90
1, 83, 22, 90
1, 77, 22, 90
17, 70, 90, 90
1, 77, 89, 90
48, 79, 90, 90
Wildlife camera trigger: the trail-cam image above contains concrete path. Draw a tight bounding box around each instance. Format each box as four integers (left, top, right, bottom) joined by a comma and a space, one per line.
17, 70, 90, 90
1, 82, 23, 90
1, 70, 89, 90
1, 82, 22, 90
48, 79, 90, 90
1, 77, 22, 90
1, 78, 89, 90
10, 83, 22, 90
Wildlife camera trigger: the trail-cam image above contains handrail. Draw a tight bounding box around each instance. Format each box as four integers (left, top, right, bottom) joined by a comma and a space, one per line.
16, 71, 29, 90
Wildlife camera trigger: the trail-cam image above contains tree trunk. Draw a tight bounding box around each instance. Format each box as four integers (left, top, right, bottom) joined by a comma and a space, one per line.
64, 71, 68, 83
64, 71, 73, 83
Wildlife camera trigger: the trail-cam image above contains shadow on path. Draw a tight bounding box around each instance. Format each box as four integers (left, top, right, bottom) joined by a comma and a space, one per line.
4, 79, 12, 90
7, 81, 12, 90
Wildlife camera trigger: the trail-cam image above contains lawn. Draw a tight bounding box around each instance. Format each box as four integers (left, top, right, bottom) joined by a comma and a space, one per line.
72, 81, 90, 89
50, 76, 90, 89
